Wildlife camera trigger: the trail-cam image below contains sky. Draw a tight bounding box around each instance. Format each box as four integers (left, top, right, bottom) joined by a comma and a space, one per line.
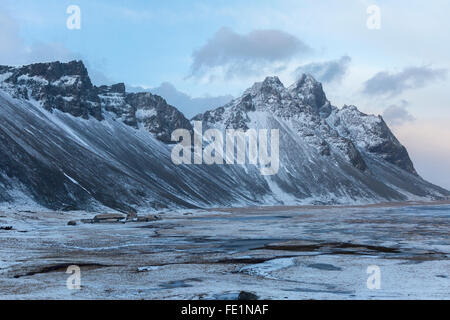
1, 0, 449, 189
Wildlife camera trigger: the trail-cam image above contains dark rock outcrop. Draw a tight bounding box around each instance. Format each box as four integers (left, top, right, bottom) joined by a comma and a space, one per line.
0, 61, 192, 143
2, 61, 103, 120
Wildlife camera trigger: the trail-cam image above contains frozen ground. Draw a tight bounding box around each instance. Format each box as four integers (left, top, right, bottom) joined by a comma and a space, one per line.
0, 203, 449, 299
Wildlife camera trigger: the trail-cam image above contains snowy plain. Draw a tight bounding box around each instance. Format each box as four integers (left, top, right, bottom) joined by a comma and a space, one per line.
0, 202, 448, 300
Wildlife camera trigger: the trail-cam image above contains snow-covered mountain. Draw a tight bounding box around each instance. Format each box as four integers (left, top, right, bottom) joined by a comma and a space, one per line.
192, 74, 448, 203
0, 61, 448, 212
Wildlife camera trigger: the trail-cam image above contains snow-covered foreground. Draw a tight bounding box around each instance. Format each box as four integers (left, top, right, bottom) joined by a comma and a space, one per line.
0, 203, 449, 299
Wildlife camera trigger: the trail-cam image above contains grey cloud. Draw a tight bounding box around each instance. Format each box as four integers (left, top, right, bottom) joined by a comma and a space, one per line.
382, 100, 415, 126
294, 56, 351, 83
363, 66, 447, 96
0, 11, 74, 65
189, 27, 312, 79
0, 11, 113, 86
128, 82, 233, 118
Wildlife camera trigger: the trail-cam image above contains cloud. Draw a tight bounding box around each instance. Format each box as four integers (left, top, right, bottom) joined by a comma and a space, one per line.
363, 66, 447, 96
120, 7, 153, 22
0, 10, 113, 86
294, 56, 351, 83
382, 100, 415, 126
189, 27, 312, 79
0, 10, 75, 65
393, 119, 450, 190
128, 82, 233, 118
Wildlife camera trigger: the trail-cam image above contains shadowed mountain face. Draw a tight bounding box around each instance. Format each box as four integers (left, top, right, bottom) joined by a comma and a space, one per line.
0, 61, 448, 212
0, 61, 193, 143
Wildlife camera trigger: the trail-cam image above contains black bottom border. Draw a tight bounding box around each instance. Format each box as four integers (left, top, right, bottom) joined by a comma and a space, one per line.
0, 300, 446, 319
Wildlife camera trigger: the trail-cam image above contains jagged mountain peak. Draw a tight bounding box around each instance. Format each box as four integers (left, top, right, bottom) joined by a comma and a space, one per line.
288, 73, 331, 117
0, 60, 101, 120
237, 74, 332, 118
262, 75, 284, 86
288, 73, 322, 95
198, 74, 334, 127
295, 72, 319, 84
3, 60, 91, 85
0, 60, 192, 142
194, 73, 423, 178
327, 104, 418, 175
244, 76, 285, 96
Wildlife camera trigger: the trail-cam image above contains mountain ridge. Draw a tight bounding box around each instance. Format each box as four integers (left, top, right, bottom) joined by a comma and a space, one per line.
0, 60, 193, 143
0, 60, 448, 212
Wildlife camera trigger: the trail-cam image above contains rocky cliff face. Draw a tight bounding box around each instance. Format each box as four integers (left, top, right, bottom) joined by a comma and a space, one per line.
192, 74, 446, 204
0, 61, 447, 212
194, 74, 419, 176
0, 61, 102, 120
326, 105, 417, 175
193, 75, 368, 172
289, 73, 332, 118
0, 61, 192, 143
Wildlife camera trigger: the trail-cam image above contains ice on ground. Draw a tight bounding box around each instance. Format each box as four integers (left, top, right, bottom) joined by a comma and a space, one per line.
240, 258, 296, 279
0, 203, 448, 299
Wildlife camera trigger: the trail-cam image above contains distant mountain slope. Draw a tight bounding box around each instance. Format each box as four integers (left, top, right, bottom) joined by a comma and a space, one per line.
128, 82, 233, 118
0, 61, 448, 212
